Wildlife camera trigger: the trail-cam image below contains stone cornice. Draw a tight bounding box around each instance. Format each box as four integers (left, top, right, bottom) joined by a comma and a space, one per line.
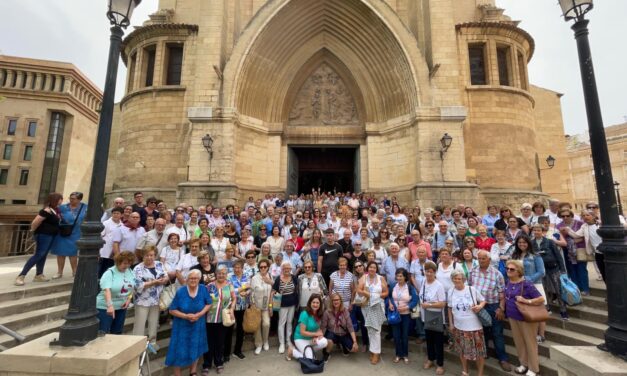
466, 85, 536, 107
456, 21, 535, 60
121, 23, 199, 63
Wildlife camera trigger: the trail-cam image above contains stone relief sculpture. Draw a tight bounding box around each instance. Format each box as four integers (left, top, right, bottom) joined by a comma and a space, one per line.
288, 63, 359, 125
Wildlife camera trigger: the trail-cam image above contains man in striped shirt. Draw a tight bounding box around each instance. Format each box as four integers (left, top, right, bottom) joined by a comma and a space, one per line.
468, 250, 511, 372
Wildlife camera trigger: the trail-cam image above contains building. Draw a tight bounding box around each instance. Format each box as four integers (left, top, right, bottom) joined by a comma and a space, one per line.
105, 0, 571, 208
567, 122, 627, 213
0, 55, 102, 222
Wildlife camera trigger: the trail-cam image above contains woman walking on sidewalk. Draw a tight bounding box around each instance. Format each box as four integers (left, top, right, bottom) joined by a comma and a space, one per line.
15, 192, 63, 286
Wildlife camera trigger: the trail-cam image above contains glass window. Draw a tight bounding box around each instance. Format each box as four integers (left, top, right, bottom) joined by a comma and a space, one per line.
12, 200, 26, 205
166, 45, 184, 85
468, 45, 487, 85
3, 144, 13, 160
19, 170, 29, 186
27, 121, 37, 137
517, 52, 528, 90
497, 47, 510, 86
7, 119, 17, 135
23, 145, 33, 161
144, 46, 156, 87
127, 52, 137, 92
0, 169, 7, 185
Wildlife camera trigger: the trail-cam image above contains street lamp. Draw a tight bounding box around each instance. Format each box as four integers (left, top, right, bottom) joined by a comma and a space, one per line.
51, 0, 141, 347
545, 155, 556, 169
439, 133, 453, 159
615, 181, 623, 216
202, 133, 214, 160
559, 0, 627, 358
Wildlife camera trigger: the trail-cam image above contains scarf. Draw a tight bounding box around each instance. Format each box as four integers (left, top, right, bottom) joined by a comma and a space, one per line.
125, 222, 139, 231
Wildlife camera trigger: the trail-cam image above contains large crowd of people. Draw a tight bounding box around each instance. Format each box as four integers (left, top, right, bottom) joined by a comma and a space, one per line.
15, 190, 617, 376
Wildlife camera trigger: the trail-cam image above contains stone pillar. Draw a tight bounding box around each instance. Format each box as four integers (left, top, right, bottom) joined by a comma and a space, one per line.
0, 333, 146, 376
4, 70, 14, 88
24, 72, 34, 89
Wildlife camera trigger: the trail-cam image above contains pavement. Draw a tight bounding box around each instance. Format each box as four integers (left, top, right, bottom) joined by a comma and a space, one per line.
0, 255, 75, 293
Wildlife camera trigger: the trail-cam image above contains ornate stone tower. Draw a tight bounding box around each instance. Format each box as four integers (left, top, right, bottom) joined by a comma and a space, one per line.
106, 0, 571, 208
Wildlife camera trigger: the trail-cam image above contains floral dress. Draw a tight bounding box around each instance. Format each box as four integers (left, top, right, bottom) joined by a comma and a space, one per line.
133, 261, 167, 307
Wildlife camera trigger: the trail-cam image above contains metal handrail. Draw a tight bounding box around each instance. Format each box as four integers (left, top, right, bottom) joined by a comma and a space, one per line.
0, 224, 34, 257
0, 324, 26, 344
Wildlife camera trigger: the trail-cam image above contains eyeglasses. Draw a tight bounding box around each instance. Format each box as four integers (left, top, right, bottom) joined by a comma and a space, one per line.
246, 256, 255, 259
355, 264, 363, 268
260, 228, 267, 231
304, 266, 312, 269
332, 299, 341, 302
506, 267, 517, 272
259, 265, 268, 269
426, 224, 434, 227
587, 206, 598, 209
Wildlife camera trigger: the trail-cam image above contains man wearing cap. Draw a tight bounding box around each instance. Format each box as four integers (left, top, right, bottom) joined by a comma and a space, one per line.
318, 228, 343, 286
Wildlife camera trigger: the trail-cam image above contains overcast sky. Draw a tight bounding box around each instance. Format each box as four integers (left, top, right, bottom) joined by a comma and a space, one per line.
1, 0, 625, 136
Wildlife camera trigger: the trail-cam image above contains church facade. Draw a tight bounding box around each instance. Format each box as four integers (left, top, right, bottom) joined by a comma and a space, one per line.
106, 0, 571, 208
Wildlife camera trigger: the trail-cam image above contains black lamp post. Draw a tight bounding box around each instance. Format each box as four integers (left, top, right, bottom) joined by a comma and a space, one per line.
559, 0, 627, 359
51, 0, 141, 347
615, 181, 623, 216
439, 133, 452, 159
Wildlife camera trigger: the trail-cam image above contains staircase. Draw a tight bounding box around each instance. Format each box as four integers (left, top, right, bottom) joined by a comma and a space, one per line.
0, 278, 607, 376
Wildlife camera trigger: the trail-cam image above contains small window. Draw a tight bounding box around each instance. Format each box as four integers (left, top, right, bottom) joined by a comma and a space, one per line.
497, 47, 511, 86
27, 121, 37, 137
468, 45, 487, 85
0, 199, 5, 205
166, 44, 184, 85
144, 46, 156, 87
19, 169, 29, 186
23, 145, 33, 161
3, 144, 13, 160
517, 52, 528, 90
127, 52, 137, 92
12, 200, 26, 205
7, 119, 17, 135
0, 169, 7, 185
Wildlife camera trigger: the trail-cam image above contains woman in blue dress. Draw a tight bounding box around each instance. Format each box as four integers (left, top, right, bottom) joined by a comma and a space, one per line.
166, 269, 212, 376
50, 192, 86, 279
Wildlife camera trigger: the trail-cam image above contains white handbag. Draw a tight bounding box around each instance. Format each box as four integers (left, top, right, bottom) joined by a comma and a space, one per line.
222, 302, 235, 327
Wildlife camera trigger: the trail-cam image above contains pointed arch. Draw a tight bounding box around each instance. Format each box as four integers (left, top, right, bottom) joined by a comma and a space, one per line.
221, 0, 431, 124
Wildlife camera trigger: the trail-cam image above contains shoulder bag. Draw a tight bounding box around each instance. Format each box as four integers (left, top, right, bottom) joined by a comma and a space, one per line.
158, 263, 176, 311
243, 292, 263, 333
515, 282, 549, 323
468, 285, 492, 327
59, 204, 84, 237
387, 293, 401, 325
222, 300, 235, 327
422, 283, 443, 332
299, 345, 325, 374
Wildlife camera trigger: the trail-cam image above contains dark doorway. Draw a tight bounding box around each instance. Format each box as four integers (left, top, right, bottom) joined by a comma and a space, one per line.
287, 146, 359, 195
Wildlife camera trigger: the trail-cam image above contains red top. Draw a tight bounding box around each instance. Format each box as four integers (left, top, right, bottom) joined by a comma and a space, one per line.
475, 236, 496, 251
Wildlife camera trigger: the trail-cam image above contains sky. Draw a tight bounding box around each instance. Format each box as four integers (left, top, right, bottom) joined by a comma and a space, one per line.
0, 0, 625, 136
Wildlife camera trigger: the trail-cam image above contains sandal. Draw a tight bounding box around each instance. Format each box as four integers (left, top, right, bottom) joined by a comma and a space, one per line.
436, 367, 445, 375
461, 372, 469, 376
423, 360, 433, 369
403, 357, 409, 364
285, 346, 293, 361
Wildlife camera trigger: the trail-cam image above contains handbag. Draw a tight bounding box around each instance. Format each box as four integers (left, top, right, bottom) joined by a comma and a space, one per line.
159, 283, 177, 311
387, 301, 401, 325
560, 274, 582, 306
272, 293, 282, 312
515, 283, 549, 323
222, 301, 235, 327
59, 204, 84, 237
298, 345, 325, 374
352, 293, 369, 308
410, 305, 421, 319
422, 283, 443, 332
243, 304, 262, 333
468, 285, 492, 327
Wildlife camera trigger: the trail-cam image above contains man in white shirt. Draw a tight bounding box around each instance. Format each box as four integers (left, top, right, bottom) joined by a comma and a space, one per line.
165, 214, 189, 252
545, 199, 561, 227
101, 197, 125, 223
99, 207, 123, 278
136, 218, 168, 253
112, 212, 145, 255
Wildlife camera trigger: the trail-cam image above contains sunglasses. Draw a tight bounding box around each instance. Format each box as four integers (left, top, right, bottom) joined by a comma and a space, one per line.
259, 266, 268, 269
246, 256, 255, 259
426, 224, 434, 227
355, 264, 363, 267
304, 266, 312, 269
506, 267, 517, 272
587, 206, 598, 209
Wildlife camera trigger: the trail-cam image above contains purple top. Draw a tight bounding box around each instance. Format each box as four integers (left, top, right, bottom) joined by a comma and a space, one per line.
504, 279, 542, 321
557, 219, 585, 248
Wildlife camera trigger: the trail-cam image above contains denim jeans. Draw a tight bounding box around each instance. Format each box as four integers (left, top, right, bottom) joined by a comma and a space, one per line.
415, 316, 426, 339
20, 233, 55, 277
350, 306, 369, 346
483, 303, 508, 362
566, 261, 590, 293
98, 308, 127, 334
391, 314, 411, 357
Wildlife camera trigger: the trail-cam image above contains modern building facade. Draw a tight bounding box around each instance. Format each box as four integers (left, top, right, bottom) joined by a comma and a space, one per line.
106, 0, 571, 208
0, 55, 101, 221
567, 122, 627, 213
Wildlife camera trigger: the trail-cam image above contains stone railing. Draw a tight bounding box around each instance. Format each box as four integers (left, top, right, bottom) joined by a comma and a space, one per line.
0, 224, 35, 257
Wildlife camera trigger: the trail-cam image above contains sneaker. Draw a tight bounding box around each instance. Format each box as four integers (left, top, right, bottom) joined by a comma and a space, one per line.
279, 344, 285, 354
581, 291, 590, 296
560, 312, 569, 321
201, 368, 210, 376
263, 342, 269, 351
33, 274, 50, 282
51, 273, 63, 280
233, 352, 245, 360
514, 365, 528, 374
254, 346, 262, 355
216, 366, 224, 374
536, 336, 545, 344
14, 275, 25, 286
526, 371, 538, 376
